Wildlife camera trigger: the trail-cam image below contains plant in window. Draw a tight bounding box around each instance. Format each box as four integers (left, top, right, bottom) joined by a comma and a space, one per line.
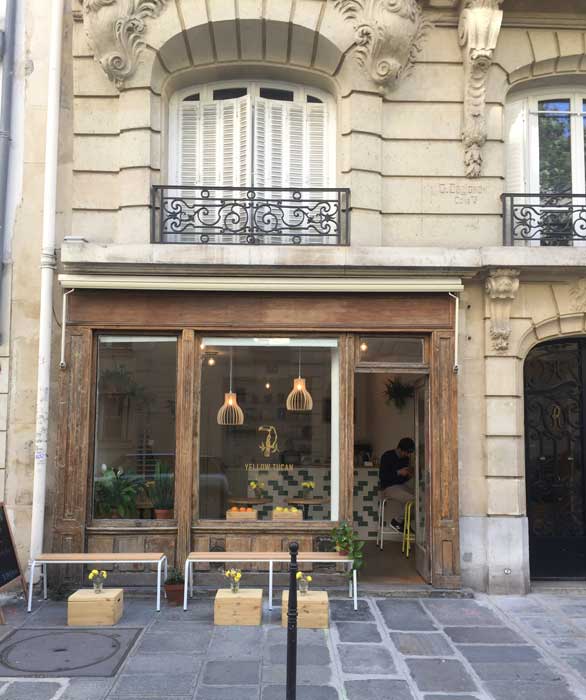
384, 379, 415, 411
248, 480, 266, 499
147, 461, 174, 519
95, 465, 139, 519
99, 365, 149, 403
301, 481, 315, 498
331, 521, 364, 573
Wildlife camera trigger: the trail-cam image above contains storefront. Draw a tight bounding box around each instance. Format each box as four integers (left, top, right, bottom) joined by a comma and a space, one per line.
52, 283, 461, 589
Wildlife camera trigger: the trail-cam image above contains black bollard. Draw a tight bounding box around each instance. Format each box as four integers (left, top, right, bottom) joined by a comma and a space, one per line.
286, 541, 299, 700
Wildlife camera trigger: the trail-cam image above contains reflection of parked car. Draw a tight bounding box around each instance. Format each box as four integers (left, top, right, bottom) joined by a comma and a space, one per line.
200, 456, 229, 518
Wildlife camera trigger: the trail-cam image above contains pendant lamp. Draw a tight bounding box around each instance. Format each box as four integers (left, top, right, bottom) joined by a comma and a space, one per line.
217, 349, 244, 426
286, 352, 313, 412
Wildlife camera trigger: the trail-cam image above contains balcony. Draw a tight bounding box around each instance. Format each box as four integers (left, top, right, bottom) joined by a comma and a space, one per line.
151, 186, 350, 245
502, 193, 586, 246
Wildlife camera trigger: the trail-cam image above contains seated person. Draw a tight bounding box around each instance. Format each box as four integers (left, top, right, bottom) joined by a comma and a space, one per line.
379, 437, 415, 532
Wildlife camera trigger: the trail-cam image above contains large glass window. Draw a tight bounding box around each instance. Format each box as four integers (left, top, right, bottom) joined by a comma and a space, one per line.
93, 336, 177, 520
198, 338, 339, 521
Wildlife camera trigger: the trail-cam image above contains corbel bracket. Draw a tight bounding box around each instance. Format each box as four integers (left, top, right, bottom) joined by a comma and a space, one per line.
334, 0, 431, 94
485, 269, 520, 353
82, 0, 169, 88
458, 0, 503, 178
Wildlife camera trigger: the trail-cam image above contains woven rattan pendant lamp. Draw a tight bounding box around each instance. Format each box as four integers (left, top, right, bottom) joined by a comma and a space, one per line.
286, 352, 313, 412
217, 348, 244, 426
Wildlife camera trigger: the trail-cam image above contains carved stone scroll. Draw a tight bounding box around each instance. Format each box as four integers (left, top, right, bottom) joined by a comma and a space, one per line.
458, 0, 503, 178
82, 0, 169, 88
334, 0, 430, 93
485, 269, 520, 353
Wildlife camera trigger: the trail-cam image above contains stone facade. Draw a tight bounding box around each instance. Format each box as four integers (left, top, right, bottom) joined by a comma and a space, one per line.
3, 0, 586, 593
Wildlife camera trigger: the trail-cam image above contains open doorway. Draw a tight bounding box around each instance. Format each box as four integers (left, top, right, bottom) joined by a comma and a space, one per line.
353, 370, 430, 585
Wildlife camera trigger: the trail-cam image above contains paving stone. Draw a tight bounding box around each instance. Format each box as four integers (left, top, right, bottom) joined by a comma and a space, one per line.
376, 600, 436, 631
266, 644, 331, 666
124, 654, 202, 674
471, 661, 563, 681
59, 679, 115, 700
423, 696, 480, 700
337, 643, 396, 675
261, 664, 333, 685
202, 659, 260, 685
21, 602, 68, 628
136, 631, 211, 655
2, 682, 63, 700
485, 681, 579, 700
520, 617, 580, 636
493, 597, 547, 615
542, 637, 586, 653
196, 688, 260, 700
406, 659, 477, 693
560, 604, 586, 617
112, 673, 198, 696
457, 644, 541, 663
208, 626, 263, 658
149, 621, 214, 635
422, 600, 501, 627
335, 622, 382, 643
444, 626, 525, 644
161, 602, 214, 622
329, 600, 373, 622
265, 627, 328, 646
565, 655, 586, 678
390, 632, 454, 657
344, 680, 415, 700
261, 686, 339, 700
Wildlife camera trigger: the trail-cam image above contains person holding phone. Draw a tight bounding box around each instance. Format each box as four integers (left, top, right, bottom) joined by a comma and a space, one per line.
379, 437, 416, 533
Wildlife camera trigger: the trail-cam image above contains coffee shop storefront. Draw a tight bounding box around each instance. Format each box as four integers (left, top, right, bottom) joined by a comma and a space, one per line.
52, 278, 461, 589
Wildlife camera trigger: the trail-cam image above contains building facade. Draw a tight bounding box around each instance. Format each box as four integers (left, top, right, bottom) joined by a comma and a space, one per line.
3, 0, 586, 595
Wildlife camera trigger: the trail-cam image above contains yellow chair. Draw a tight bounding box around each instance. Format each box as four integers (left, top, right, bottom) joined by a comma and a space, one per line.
402, 500, 415, 558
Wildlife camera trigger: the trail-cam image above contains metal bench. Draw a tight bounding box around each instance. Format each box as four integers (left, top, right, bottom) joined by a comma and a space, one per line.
183, 551, 357, 611
27, 553, 168, 612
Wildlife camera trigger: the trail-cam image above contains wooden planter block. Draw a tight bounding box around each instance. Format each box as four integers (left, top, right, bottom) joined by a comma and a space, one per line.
68, 588, 123, 626
281, 590, 329, 629
214, 588, 263, 626
226, 510, 258, 521
271, 510, 303, 521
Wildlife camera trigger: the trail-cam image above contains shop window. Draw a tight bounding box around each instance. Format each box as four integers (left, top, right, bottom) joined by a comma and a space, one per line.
198, 338, 339, 522
171, 80, 335, 188
358, 337, 425, 365
93, 336, 178, 520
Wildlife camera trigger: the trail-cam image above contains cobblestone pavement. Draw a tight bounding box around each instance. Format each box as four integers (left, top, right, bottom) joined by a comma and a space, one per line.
0, 592, 586, 699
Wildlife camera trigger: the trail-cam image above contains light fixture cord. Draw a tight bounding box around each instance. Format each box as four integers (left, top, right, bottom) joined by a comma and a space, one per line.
229, 348, 233, 393
298, 351, 301, 379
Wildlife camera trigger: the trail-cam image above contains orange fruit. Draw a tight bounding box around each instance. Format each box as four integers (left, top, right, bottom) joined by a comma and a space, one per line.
239, 507, 246, 512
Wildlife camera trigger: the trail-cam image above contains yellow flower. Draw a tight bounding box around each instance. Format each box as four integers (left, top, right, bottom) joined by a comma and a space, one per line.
101, 571, 107, 579
88, 572, 95, 580
235, 573, 241, 581
296, 571, 302, 580
307, 576, 312, 582
91, 569, 99, 576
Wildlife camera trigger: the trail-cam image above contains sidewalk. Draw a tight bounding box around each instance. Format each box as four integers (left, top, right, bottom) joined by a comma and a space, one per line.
0, 591, 585, 699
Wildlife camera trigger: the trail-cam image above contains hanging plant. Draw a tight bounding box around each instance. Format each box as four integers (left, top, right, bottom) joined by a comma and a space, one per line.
384, 379, 415, 411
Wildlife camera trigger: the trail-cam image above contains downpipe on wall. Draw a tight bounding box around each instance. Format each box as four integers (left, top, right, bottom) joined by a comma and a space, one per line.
29, 0, 65, 561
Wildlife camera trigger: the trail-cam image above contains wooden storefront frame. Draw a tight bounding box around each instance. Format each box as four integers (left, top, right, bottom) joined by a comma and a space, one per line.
52, 290, 460, 588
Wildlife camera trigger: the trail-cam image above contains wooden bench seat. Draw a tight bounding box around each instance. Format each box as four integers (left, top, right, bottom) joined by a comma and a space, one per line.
184, 551, 357, 611
28, 552, 168, 613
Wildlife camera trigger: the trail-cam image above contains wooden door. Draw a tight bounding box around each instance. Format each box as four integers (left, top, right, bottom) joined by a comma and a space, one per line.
414, 380, 431, 582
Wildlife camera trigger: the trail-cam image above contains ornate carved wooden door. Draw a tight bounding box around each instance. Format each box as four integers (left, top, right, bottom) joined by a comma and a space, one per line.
525, 340, 586, 579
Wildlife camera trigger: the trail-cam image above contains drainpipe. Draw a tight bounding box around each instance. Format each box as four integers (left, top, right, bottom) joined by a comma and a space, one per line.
29, 0, 65, 560
0, 0, 17, 336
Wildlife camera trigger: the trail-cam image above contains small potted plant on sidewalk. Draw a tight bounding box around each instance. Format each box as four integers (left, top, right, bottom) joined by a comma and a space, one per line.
331, 520, 364, 573
164, 568, 184, 606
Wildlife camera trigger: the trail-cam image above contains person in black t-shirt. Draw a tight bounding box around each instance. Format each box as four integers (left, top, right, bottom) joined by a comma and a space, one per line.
379, 437, 415, 532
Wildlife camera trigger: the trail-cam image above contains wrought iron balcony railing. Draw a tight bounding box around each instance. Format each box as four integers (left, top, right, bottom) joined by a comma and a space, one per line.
502, 193, 586, 246
151, 186, 350, 245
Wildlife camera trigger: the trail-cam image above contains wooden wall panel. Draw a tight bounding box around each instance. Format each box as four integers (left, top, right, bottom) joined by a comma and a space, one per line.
339, 334, 355, 523
430, 331, 460, 589
68, 291, 454, 332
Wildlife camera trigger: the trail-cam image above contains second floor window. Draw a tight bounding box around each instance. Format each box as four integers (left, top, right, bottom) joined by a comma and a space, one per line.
171, 81, 335, 190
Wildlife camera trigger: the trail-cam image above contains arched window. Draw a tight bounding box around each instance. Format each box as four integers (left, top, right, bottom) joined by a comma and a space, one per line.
506, 88, 586, 195
169, 81, 336, 189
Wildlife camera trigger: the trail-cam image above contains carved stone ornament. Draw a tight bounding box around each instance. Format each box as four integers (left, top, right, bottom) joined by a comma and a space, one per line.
82, 0, 169, 88
334, 0, 430, 93
485, 269, 520, 353
458, 0, 503, 178
569, 278, 586, 312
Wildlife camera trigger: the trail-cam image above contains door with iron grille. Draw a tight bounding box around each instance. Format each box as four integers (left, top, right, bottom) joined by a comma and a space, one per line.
525, 339, 586, 578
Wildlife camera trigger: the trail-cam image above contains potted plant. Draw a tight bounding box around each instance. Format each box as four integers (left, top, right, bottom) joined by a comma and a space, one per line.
248, 480, 265, 499
384, 379, 415, 411
301, 481, 315, 498
225, 568, 242, 594
88, 569, 108, 594
296, 571, 312, 595
148, 462, 175, 519
164, 568, 185, 606
95, 466, 139, 518
331, 521, 364, 573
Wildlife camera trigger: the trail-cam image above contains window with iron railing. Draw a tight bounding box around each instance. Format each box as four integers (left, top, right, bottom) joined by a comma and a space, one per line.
504, 89, 586, 246
153, 80, 349, 245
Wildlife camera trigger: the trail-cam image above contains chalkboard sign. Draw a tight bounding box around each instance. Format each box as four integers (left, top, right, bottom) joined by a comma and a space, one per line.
0, 504, 22, 591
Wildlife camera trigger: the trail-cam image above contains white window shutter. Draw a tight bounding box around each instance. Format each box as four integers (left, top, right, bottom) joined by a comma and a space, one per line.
305, 103, 328, 188
254, 98, 267, 187
237, 96, 252, 188
288, 103, 304, 189
505, 98, 528, 194
178, 101, 200, 186
201, 102, 219, 187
